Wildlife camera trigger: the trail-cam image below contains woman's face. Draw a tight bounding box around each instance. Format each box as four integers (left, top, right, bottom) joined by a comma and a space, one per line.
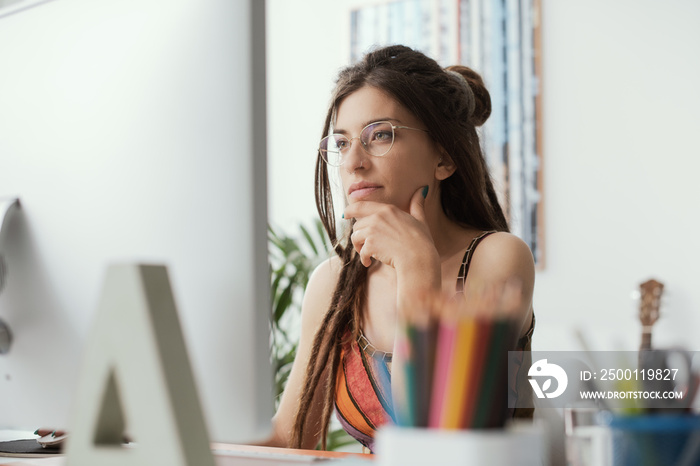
333, 85, 444, 212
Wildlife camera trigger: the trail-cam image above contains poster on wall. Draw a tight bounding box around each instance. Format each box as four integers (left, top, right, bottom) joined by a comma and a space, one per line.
350, 0, 545, 267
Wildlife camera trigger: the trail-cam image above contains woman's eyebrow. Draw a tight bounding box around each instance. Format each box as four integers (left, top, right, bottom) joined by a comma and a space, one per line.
334, 117, 402, 135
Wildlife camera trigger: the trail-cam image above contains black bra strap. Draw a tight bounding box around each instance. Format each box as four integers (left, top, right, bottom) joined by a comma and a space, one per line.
455, 230, 497, 294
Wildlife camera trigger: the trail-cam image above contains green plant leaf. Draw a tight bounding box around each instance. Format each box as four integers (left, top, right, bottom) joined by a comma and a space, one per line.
323, 428, 359, 452
270, 272, 285, 305
274, 281, 295, 323
299, 224, 319, 256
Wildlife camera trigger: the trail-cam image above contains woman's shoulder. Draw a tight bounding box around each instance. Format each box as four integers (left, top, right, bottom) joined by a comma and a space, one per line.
308, 255, 343, 290
480, 230, 532, 250
300, 255, 343, 325
469, 231, 535, 281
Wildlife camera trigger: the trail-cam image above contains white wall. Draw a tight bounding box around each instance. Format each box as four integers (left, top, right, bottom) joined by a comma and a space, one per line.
266, 0, 349, 231
537, 0, 700, 351
267, 0, 700, 351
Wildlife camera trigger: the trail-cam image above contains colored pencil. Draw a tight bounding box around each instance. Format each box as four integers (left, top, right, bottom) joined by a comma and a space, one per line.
411, 323, 433, 427
472, 319, 510, 428
392, 324, 414, 427
428, 321, 458, 428
440, 317, 478, 429
459, 317, 492, 428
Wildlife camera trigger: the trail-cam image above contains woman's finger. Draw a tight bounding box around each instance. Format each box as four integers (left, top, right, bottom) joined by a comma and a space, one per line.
350, 228, 366, 253
408, 185, 429, 225
34, 428, 67, 437
358, 238, 374, 267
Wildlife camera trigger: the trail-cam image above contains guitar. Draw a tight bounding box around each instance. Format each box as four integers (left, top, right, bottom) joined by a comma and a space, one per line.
638, 278, 664, 351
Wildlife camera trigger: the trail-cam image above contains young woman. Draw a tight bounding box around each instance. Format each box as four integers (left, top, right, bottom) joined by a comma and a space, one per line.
265, 45, 535, 453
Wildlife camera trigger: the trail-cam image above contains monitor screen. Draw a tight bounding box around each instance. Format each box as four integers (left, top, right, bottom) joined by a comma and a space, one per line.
0, 0, 273, 443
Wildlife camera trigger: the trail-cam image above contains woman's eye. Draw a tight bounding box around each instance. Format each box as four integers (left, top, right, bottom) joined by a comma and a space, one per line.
336, 139, 349, 150
371, 131, 392, 142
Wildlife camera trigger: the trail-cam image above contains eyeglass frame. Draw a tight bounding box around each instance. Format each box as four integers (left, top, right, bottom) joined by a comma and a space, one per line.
318, 120, 429, 167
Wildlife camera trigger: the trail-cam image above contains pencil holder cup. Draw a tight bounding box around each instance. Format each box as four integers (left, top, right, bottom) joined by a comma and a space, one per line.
606, 414, 700, 466
375, 420, 547, 466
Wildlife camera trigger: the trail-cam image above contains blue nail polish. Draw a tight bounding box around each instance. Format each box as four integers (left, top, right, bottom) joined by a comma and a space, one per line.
422, 185, 429, 198
341, 213, 345, 219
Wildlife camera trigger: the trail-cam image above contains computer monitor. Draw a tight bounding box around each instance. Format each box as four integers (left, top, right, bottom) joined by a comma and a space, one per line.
0, 0, 273, 443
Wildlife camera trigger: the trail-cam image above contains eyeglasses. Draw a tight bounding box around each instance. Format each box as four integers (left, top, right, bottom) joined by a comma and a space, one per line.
318, 120, 428, 167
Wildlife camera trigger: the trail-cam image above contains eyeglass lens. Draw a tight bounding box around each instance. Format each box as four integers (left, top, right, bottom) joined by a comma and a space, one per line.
320, 121, 394, 166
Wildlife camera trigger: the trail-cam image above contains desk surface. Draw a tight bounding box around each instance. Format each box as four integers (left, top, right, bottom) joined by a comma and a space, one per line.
0, 443, 373, 466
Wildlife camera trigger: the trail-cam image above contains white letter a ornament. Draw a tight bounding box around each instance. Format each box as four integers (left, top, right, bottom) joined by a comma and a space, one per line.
65, 264, 215, 466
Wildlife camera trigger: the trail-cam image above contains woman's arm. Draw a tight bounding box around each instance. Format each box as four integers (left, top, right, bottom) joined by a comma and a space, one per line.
259, 257, 341, 449
464, 232, 535, 337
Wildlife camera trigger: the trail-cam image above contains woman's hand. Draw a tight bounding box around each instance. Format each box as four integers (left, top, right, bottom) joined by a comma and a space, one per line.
344, 186, 442, 311
34, 428, 65, 437
344, 185, 437, 270
34, 428, 68, 449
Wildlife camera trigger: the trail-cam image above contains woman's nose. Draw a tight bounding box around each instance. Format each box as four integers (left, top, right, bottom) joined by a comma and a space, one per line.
343, 137, 368, 174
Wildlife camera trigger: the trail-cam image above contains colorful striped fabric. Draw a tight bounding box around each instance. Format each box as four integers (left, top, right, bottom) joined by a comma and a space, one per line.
334, 336, 395, 453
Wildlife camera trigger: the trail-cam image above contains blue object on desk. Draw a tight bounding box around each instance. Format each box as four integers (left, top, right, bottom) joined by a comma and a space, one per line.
608, 414, 700, 466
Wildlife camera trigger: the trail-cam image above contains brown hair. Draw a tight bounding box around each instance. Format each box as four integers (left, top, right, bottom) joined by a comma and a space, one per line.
291, 45, 509, 449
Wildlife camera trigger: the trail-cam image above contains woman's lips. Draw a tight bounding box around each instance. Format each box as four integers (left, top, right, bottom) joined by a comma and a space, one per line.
349, 186, 382, 200
348, 182, 382, 200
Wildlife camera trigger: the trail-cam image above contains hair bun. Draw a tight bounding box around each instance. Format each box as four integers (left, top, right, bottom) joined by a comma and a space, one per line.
445, 65, 492, 127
